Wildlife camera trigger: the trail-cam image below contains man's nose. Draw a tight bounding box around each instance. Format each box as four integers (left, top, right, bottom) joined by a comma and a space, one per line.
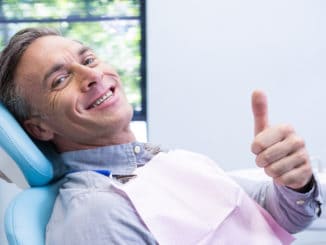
72, 64, 103, 92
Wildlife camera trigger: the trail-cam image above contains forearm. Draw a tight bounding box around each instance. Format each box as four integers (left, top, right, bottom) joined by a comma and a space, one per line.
231, 174, 323, 233
265, 177, 322, 233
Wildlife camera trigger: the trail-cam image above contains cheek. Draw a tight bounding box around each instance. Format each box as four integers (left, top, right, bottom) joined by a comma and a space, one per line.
46, 90, 76, 116
48, 93, 60, 111
102, 64, 120, 79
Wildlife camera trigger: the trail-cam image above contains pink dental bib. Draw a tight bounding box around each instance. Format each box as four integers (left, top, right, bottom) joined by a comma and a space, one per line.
115, 150, 294, 245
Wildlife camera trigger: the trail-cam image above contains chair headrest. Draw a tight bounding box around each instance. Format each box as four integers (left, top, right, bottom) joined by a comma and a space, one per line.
5, 180, 64, 245
0, 102, 59, 186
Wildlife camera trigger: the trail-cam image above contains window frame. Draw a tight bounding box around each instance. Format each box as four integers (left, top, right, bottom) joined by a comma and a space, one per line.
0, 0, 147, 121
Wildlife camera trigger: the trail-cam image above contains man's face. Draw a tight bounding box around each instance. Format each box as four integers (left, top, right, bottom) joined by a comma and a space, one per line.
15, 35, 134, 152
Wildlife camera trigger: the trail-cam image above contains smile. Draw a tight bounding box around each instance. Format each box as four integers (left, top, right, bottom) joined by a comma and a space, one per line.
90, 90, 113, 108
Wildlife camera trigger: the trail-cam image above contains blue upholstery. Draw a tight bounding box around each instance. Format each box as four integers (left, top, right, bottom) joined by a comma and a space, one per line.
0, 103, 53, 186
0, 102, 64, 245
5, 181, 64, 245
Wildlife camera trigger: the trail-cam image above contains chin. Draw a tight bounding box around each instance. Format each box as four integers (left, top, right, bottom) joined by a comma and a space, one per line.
103, 106, 135, 144
114, 103, 134, 128
120, 106, 133, 131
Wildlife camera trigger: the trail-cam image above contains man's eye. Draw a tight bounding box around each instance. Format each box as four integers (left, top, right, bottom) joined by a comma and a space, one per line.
83, 57, 95, 66
52, 76, 68, 89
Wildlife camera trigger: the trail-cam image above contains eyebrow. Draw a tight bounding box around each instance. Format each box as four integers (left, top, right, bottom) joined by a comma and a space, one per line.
78, 46, 91, 56
42, 63, 65, 86
42, 46, 92, 86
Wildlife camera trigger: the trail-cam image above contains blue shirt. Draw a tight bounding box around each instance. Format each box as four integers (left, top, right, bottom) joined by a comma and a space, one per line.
46, 142, 322, 245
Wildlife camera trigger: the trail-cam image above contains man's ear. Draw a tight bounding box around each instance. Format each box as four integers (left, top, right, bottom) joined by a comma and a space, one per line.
23, 118, 54, 141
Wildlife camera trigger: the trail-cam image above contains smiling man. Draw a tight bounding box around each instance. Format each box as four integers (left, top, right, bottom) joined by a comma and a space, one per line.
0, 28, 323, 244
14, 34, 135, 152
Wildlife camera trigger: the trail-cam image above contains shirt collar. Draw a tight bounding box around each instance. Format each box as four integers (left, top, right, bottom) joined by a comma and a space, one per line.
61, 142, 161, 175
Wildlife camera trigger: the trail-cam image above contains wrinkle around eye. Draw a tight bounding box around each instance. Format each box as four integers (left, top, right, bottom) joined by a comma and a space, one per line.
50, 92, 59, 111
51, 74, 71, 91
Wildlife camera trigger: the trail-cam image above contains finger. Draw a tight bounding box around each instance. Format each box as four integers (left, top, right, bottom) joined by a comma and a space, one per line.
251, 124, 294, 154
273, 163, 313, 190
252, 90, 269, 136
263, 148, 308, 178
255, 133, 305, 167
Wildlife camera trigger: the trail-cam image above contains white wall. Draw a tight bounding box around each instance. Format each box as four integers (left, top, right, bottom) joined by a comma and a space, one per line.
147, 0, 326, 170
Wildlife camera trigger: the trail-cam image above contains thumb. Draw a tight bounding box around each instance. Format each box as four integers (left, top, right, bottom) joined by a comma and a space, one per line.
252, 90, 269, 136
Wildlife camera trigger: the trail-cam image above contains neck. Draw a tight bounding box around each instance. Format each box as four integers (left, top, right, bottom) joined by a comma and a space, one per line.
53, 128, 136, 153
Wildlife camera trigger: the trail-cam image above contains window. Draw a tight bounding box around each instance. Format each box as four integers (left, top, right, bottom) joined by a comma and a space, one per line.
0, 0, 146, 122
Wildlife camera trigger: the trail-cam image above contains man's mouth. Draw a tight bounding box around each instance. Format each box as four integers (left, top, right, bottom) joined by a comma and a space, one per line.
89, 90, 114, 109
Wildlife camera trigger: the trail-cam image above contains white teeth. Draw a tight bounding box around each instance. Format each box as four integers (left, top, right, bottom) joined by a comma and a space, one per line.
91, 91, 113, 108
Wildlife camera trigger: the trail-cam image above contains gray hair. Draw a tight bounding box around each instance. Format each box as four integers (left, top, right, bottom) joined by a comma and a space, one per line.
0, 27, 60, 123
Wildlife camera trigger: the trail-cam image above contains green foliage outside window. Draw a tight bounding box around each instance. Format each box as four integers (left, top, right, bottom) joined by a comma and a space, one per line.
0, 0, 144, 114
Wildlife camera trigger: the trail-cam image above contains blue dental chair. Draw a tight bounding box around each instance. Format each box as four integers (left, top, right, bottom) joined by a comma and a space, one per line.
0, 102, 66, 245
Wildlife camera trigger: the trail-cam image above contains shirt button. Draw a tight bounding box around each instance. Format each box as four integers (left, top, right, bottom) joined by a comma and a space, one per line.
296, 200, 305, 205
134, 145, 141, 154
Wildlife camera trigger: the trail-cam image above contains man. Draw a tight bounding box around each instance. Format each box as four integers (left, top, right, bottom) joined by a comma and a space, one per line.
0, 28, 322, 244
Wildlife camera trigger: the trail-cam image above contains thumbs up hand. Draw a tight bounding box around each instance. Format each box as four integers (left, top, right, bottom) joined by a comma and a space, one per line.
251, 90, 313, 191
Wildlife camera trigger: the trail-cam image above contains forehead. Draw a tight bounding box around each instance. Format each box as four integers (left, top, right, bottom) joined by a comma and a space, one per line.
31, 35, 82, 51
15, 35, 84, 81
23, 35, 83, 64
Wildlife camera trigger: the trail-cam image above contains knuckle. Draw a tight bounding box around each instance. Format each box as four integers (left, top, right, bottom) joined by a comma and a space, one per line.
264, 165, 277, 178
264, 167, 271, 177
280, 124, 295, 136
290, 135, 305, 149
302, 163, 312, 174
251, 140, 264, 154
262, 151, 273, 164
251, 142, 256, 153
255, 155, 264, 167
295, 150, 308, 163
